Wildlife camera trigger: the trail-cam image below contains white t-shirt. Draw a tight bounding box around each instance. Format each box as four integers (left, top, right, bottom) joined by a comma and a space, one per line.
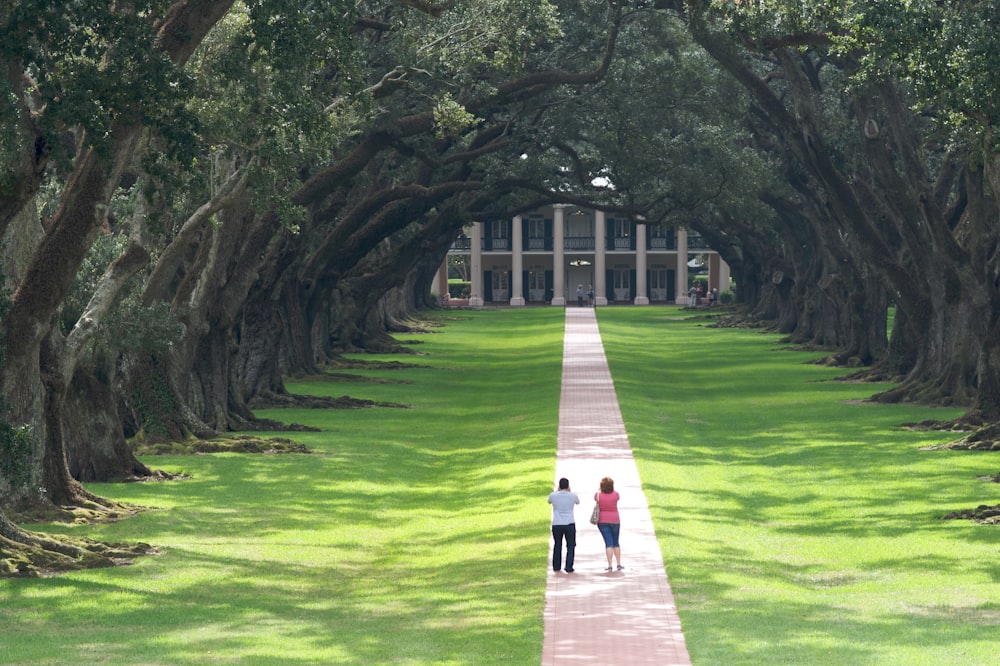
548, 490, 580, 525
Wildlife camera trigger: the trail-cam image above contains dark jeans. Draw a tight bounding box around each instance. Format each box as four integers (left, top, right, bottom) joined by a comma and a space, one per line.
551, 523, 577, 571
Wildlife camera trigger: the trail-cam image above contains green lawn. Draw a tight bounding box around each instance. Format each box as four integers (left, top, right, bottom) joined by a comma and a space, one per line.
1, 309, 564, 665
1, 306, 998, 665
596, 307, 998, 665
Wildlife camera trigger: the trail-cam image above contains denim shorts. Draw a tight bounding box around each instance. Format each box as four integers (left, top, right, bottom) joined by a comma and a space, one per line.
597, 522, 620, 548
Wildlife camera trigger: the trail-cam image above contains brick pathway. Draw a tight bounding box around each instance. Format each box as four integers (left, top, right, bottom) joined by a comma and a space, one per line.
542, 307, 691, 665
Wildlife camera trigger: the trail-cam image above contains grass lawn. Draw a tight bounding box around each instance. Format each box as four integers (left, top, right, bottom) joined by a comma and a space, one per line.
596, 307, 1000, 665
2, 306, 998, 665
0, 309, 564, 665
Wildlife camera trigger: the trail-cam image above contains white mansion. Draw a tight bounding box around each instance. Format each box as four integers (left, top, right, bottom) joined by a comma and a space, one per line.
435, 204, 730, 306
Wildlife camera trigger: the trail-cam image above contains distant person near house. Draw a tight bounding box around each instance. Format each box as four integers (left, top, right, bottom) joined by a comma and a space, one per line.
577, 284, 584, 307
587, 285, 594, 307
688, 285, 697, 306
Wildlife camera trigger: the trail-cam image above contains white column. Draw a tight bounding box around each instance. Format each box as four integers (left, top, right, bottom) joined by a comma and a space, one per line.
469, 222, 484, 307
510, 215, 525, 306
435, 258, 449, 303
718, 256, 731, 293
676, 227, 689, 304
552, 205, 566, 305
594, 211, 607, 306
634, 222, 649, 305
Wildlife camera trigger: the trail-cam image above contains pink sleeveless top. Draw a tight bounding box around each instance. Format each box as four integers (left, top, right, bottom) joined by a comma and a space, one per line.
595, 491, 620, 523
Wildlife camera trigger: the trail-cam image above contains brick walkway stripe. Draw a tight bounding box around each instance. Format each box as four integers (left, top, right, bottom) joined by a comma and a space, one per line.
542, 307, 691, 665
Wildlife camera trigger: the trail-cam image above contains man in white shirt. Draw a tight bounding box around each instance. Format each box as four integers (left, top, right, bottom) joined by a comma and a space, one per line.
547, 477, 580, 573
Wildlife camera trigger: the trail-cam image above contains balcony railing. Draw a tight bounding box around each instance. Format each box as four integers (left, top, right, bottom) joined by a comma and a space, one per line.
649, 237, 677, 250
565, 236, 594, 251
484, 238, 510, 251
448, 234, 689, 253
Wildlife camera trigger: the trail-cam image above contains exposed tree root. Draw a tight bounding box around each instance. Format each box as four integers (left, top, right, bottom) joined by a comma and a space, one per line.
911, 418, 1000, 450
1, 504, 155, 578
248, 390, 408, 410
131, 434, 319, 456
938, 418, 1000, 450
319, 372, 411, 385
8, 497, 145, 526
0, 530, 154, 578
837, 366, 905, 385
385, 316, 442, 334
920, 423, 1000, 524
941, 505, 1000, 524
707, 310, 770, 330
327, 358, 424, 371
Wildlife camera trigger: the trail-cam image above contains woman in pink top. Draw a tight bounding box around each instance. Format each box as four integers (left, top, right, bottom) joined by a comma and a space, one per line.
595, 476, 623, 571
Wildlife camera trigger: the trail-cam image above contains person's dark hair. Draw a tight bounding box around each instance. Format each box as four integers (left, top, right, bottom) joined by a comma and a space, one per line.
600, 476, 614, 493
558, 477, 570, 490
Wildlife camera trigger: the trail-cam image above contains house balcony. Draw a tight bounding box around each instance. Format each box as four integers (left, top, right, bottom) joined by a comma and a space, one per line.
449, 234, 679, 253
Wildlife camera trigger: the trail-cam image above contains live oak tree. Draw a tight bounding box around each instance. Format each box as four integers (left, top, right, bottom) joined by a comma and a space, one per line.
651, 2, 1000, 430
838, 0, 1000, 441
0, 0, 235, 573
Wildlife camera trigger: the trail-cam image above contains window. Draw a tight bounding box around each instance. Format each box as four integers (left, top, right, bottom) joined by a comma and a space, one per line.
528, 217, 546, 250
489, 220, 509, 250
650, 224, 672, 249
492, 271, 509, 291
614, 270, 631, 290
612, 218, 632, 250
528, 270, 546, 290
614, 219, 630, 238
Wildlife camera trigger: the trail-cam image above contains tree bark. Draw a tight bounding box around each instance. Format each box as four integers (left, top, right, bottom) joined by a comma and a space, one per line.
63, 369, 152, 483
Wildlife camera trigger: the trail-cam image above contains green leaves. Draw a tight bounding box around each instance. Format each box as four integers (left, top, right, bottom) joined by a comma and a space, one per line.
2, 2, 189, 157
403, 0, 562, 76
708, 1, 1000, 147
432, 95, 480, 139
